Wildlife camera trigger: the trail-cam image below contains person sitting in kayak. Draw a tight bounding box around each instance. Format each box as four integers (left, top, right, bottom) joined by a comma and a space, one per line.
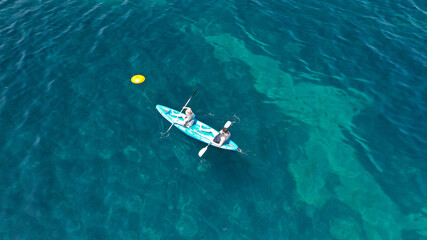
199, 126, 231, 146
167, 107, 195, 127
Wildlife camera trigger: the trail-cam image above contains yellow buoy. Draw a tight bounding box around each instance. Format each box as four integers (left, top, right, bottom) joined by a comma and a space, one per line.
131, 75, 145, 84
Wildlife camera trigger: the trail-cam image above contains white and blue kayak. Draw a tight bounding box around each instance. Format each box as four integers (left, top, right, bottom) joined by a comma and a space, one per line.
156, 105, 238, 151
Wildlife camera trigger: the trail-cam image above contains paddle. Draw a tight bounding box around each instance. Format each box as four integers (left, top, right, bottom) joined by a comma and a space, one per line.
198, 121, 232, 157
162, 88, 198, 137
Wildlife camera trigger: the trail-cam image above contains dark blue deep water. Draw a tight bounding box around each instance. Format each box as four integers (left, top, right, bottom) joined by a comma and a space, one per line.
1, 0, 426, 239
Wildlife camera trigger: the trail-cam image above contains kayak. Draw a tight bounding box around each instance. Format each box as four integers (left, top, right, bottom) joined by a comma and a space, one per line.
156, 104, 238, 151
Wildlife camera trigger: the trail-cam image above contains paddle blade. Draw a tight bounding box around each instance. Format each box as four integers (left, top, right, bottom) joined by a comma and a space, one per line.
224, 121, 232, 128
198, 146, 208, 157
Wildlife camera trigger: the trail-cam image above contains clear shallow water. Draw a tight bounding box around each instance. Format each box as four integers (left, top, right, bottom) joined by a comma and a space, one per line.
0, 0, 426, 239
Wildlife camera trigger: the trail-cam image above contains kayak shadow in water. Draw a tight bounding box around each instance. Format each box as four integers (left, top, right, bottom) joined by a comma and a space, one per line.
205, 151, 258, 203
202, 149, 250, 174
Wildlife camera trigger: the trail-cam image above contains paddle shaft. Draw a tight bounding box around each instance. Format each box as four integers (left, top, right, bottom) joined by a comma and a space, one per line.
162, 88, 198, 137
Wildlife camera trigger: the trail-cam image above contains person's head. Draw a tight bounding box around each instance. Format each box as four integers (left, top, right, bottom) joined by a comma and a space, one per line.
186, 108, 193, 115
222, 127, 229, 133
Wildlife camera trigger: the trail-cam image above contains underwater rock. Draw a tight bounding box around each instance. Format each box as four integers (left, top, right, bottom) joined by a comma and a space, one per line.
196, 26, 427, 239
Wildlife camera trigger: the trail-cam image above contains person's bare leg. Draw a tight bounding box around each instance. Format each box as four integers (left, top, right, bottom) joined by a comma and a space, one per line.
198, 125, 214, 134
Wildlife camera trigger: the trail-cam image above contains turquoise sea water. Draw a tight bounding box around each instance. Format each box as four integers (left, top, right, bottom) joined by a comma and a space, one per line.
1, 0, 426, 239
